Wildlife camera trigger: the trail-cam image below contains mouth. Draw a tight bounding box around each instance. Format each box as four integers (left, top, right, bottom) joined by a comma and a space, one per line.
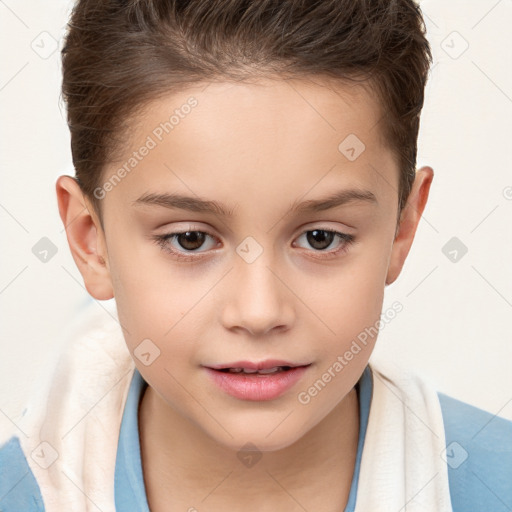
207, 359, 310, 373
204, 360, 312, 401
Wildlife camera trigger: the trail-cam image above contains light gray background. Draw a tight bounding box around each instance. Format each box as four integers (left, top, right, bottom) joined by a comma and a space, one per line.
1, 0, 511, 433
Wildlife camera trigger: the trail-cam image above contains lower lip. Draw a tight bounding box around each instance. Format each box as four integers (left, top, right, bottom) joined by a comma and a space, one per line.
204, 366, 310, 401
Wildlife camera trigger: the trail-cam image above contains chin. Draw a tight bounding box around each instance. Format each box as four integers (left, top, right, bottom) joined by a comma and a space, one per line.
206, 420, 309, 453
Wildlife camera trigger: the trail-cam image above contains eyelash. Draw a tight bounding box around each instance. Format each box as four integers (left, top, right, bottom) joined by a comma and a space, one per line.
152, 228, 355, 262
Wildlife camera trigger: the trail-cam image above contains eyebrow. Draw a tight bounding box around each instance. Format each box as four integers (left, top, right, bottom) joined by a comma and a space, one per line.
132, 188, 377, 216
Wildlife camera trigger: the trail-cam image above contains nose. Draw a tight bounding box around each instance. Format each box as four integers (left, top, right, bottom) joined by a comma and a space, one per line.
220, 253, 295, 337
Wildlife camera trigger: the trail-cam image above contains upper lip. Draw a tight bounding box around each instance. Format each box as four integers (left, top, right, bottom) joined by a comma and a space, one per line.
206, 360, 311, 370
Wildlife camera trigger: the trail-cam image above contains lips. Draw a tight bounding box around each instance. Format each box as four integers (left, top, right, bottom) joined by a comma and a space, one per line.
204, 360, 311, 401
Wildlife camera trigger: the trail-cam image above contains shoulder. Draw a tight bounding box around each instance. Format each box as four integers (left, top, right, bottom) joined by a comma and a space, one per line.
438, 392, 512, 512
0, 435, 45, 511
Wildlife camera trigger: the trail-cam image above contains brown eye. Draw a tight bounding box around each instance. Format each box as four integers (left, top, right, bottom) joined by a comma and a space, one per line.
153, 229, 219, 260
176, 231, 206, 251
293, 228, 355, 259
306, 230, 335, 250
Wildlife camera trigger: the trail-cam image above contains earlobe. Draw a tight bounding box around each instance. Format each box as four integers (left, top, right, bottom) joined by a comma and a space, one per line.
56, 175, 114, 300
385, 166, 434, 286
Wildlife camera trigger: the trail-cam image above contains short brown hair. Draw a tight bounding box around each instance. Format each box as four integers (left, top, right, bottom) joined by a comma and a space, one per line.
61, 0, 432, 227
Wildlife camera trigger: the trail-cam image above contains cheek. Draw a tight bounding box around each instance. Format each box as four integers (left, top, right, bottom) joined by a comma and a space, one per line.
108, 249, 223, 384
107, 241, 194, 347
295, 253, 388, 415
309, 247, 389, 351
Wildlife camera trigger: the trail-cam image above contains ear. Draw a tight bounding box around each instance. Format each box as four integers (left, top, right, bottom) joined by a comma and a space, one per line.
386, 166, 434, 285
56, 175, 114, 300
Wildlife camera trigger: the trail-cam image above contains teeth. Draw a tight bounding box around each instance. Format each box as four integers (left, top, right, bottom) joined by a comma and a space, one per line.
257, 367, 282, 374
226, 366, 285, 374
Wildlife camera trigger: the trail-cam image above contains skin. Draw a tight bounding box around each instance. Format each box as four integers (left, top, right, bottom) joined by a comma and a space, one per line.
56, 77, 433, 511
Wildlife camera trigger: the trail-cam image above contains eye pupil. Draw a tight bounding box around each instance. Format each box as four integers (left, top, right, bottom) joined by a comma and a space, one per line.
307, 230, 334, 250
178, 231, 205, 250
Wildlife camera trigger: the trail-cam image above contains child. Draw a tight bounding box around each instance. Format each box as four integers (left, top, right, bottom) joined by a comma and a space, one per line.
1, 0, 511, 511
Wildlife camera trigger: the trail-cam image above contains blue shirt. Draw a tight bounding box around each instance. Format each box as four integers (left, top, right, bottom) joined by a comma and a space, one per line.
1, 366, 511, 511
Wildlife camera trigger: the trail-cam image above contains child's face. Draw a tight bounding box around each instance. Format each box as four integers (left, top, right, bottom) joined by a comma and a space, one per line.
67, 78, 431, 451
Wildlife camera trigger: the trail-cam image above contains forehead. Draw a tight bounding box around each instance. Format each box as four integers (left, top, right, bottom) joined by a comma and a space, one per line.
137, 76, 387, 155
105, 77, 398, 217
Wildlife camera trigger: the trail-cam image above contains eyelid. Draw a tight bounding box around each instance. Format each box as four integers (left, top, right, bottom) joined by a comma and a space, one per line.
294, 219, 356, 234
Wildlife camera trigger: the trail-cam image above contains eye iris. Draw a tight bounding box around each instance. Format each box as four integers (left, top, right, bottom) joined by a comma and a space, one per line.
177, 231, 205, 250
307, 230, 334, 250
